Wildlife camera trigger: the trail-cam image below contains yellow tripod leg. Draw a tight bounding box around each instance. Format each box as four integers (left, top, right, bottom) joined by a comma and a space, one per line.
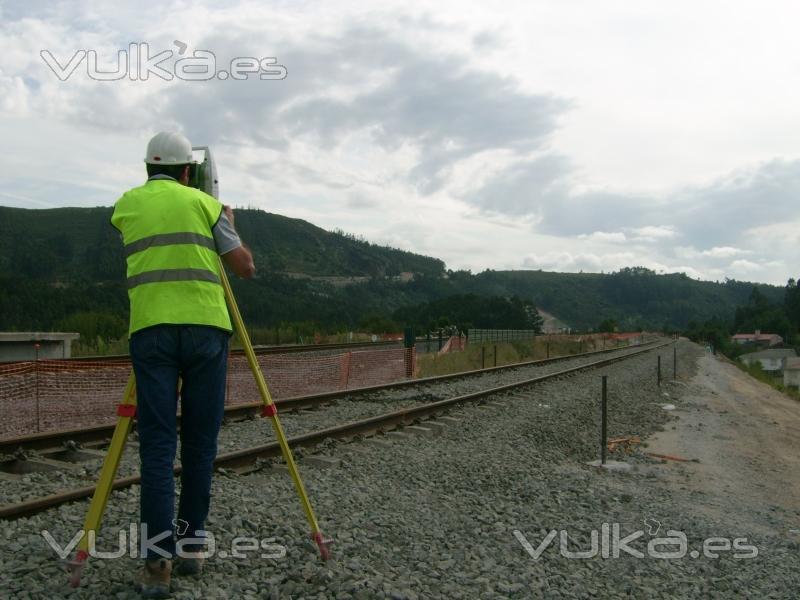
219, 260, 332, 559
67, 372, 137, 587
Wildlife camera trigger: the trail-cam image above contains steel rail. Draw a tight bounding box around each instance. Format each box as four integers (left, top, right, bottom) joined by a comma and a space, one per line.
0, 340, 670, 520
0, 339, 402, 366
0, 341, 658, 454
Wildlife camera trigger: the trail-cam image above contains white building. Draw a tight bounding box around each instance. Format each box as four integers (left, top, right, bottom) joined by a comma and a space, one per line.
740, 348, 797, 373
731, 330, 784, 347
0, 332, 80, 362
783, 357, 800, 388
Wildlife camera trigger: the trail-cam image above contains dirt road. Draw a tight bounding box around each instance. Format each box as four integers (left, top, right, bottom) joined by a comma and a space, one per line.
645, 350, 800, 533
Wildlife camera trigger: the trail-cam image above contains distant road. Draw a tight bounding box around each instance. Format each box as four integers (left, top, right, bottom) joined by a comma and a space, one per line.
538, 308, 570, 333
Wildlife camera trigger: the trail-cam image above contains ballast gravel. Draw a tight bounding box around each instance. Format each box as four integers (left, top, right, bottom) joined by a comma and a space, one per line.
1, 340, 797, 599
0, 345, 648, 504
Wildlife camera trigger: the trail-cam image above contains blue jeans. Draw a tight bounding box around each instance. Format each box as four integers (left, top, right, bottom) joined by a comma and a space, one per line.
130, 325, 230, 559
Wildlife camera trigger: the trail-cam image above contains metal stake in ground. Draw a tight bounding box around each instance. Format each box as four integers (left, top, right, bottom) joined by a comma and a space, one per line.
403, 327, 414, 378
34, 343, 40, 433
657, 355, 662, 387
673, 345, 677, 380
600, 375, 608, 465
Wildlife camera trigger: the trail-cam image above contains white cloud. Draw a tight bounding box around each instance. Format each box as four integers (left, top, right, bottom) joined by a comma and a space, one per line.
578, 231, 627, 243
744, 221, 800, 250
675, 245, 754, 260
729, 259, 762, 274
701, 246, 752, 258
1, 1, 800, 286
522, 251, 640, 273
627, 225, 676, 242
519, 250, 710, 279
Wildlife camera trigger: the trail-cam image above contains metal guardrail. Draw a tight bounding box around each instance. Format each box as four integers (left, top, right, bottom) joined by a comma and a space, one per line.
0, 339, 401, 364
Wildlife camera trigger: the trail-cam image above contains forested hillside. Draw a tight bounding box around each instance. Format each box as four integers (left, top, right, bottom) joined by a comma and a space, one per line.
0, 206, 444, 281
452, 268, 781, 330
0, 207, 786, 349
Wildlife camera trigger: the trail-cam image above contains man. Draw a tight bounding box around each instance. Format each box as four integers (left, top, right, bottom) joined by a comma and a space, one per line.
112, 131, 255, 598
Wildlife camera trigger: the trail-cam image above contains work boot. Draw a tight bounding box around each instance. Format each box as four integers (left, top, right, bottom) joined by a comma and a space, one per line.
174, 551, 205, 578
138, 557, 172, 599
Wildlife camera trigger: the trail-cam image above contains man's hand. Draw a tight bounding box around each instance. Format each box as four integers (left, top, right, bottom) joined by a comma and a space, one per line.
223, 205, 235, 227
218, 205, 254, 278
223, 245, 255, 278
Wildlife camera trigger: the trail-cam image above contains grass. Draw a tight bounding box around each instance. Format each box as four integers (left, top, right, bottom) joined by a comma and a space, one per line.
732, 358, 800, 402
71, 337, 129, 357
70, 329, 382, 356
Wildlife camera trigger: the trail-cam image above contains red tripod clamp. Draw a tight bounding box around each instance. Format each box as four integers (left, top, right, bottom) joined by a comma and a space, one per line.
312, 531, 334, 561
116, 404, 136, 418
65, 549, 89, 587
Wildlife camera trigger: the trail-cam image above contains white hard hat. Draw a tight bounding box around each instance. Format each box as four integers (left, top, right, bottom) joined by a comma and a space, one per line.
144, 131, 194, 165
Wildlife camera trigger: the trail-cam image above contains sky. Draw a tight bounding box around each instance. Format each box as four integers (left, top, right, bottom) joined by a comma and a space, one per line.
0, 0, 798, 285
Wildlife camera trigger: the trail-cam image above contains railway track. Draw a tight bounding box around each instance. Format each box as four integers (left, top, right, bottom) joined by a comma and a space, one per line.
0, 339, 402, 365
0, 339, 656, 455
0, 339, 670, 520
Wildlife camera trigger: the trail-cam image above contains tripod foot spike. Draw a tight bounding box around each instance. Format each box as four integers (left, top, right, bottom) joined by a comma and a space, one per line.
312, 531, 334, 561
65, 549, 89, 588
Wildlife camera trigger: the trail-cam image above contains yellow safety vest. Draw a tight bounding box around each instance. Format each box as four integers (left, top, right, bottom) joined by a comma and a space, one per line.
111, 179, 232, 335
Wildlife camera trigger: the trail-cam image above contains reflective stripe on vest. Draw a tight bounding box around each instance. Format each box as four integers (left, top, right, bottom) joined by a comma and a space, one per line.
123, 232, 216, 258
127, 267, 221, 289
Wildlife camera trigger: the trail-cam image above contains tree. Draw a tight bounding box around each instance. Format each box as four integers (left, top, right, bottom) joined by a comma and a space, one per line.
597, 319, 617, 333
358, 313, 399, 334
734, 286, 791, 336
784, 278, 800, 331
392, 294, 544, 334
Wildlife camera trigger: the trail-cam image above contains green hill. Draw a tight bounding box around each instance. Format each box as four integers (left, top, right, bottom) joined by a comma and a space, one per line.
0, 206, 785, 339
0, 206, 444, 281
452, 267, 782, 330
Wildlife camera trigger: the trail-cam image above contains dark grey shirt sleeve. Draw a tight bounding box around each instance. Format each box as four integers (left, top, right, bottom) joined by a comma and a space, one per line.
212, 212, 243, 255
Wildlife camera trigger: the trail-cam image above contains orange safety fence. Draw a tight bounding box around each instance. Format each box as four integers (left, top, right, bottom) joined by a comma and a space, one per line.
0, 346, 415, 441
438, 335, 466, 355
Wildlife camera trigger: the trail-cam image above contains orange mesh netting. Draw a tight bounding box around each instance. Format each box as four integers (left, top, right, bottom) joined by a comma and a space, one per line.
438, 336, 466, 355
0, 346, 415, 440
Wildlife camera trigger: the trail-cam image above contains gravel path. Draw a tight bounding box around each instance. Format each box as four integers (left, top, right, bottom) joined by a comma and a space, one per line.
0, 345, 652, 504
643, 350, 800, 535
6, 340, 794, 599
